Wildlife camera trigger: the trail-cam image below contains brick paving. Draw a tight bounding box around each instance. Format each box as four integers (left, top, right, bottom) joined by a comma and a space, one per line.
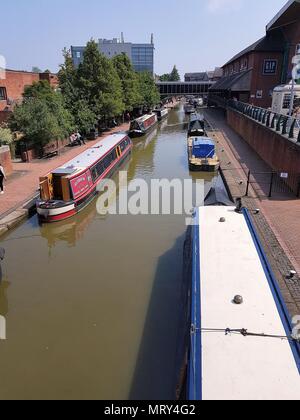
204, 108, 300, 317
0, 123, 130, 218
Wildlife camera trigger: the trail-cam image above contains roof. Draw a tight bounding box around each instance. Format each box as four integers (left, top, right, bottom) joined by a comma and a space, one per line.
223, 31, 286, 67
137, 113, 157, 123
185, 72, 209, 81
190, 206, 300, 400
58, 133, 127, 172
193, 137, 215, 146
209, 69, 252, 92
267, 0, 300, 31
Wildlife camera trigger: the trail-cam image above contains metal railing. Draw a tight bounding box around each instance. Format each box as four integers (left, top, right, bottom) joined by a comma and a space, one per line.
228, 100, 300, 143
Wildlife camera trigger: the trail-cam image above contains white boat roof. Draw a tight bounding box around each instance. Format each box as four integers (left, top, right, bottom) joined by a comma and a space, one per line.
191, 206, 300, 400
137, 113, 156, 123
57, 133, 127, 172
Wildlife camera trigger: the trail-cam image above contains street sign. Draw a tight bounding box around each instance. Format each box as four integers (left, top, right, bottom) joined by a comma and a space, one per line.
280, 173, 289, 179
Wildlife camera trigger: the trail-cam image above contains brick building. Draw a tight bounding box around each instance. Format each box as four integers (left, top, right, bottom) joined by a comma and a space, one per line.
0, 69, 58, 116
209, 0, 300, 109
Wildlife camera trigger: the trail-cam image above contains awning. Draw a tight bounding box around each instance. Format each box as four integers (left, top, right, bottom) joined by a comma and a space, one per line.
209, 70, 252, 92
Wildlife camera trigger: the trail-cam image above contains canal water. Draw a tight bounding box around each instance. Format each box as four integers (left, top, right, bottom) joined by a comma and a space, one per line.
0, 105, 215, 400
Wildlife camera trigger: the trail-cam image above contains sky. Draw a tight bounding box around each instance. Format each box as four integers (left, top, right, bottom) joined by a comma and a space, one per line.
0, 0, 288, 78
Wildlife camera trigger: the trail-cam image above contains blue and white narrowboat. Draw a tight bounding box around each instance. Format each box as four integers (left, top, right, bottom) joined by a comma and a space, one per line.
187, 206, 300, 400
188, 137, 219, 172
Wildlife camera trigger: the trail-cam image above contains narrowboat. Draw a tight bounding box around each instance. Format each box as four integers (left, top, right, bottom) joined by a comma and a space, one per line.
188, 137, 219, 172
186, 206, 300, 400
188, 113, 206, 137
36, 133, 132, 223
153, 107, 169, 121
128, 113, 158, 138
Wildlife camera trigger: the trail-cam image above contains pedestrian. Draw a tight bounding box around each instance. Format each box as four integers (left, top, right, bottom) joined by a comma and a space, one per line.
69, 133, 76, 145
0, 163, 6, 195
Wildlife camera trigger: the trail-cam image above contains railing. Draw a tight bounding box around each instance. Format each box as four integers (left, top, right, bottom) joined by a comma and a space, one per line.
228, 100, 300, 143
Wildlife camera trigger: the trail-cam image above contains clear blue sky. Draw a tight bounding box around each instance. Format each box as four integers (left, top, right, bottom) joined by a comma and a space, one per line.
0, 0, 287, 77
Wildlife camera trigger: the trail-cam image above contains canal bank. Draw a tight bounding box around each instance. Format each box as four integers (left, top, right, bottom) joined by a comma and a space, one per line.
0, 105, 214, 400
204, 108, 300, 317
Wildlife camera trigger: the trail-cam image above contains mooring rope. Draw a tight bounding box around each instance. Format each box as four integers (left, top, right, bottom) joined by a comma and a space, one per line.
198, 328, 300, 343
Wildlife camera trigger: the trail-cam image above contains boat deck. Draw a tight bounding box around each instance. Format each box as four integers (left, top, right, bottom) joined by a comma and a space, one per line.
189, 206, 300, 400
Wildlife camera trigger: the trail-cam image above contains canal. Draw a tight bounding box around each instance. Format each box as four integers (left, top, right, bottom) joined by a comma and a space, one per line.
0, 105, 215, 400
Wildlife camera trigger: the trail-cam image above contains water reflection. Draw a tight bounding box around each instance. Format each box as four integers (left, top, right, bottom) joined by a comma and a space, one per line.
0, 106, 216, 400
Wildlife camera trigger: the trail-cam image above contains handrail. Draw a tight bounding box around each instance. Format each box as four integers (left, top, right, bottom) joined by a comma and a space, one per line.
228, 100, 300, 143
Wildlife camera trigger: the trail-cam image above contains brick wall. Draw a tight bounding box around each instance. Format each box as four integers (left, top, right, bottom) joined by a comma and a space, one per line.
0, 70, 40, 111
0, 146, 13, 175
227, 108, 300, 192
250, 52, 283, 108
0, 70, 58, 112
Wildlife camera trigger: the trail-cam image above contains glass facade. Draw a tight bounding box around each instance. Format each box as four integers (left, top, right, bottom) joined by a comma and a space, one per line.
72, 41, 154, 73
131, 45, 154, 73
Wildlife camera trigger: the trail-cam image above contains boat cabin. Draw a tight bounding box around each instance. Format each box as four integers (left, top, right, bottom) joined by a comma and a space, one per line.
192, 138, 215, 159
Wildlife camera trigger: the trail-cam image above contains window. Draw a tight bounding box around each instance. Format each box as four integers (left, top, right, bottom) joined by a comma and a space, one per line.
76, 52, 81, 59
120, 140, 127, 152
0, 87, 7, 101
256, 90, 263, 99
240, 58, 248, 71
283, 94, 292, 110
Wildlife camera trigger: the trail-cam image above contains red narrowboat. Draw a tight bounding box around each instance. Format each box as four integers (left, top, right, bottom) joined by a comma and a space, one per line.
129, 113, 158, 138
37, 133, 132, 223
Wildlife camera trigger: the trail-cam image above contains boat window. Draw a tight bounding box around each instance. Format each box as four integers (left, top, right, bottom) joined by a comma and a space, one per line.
119, 140, 127, 152
110, 150, 117, 161
91, 160, 105, 182
103, 154, 113, 170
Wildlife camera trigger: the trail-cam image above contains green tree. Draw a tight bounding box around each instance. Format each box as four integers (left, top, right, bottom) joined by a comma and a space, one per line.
0, 126, 13, 145
137, 71, 160, 108
159, 73, 172, 82
77, 40, 124, 120
10, 81, 74, 148
112, 53, 142, 111
58, 48, 96, 133
170, 65, 180, 81
32, 66, 42, 73
159, 66, 181, 82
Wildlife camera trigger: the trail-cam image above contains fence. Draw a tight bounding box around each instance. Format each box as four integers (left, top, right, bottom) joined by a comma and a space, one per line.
228, 100, 300, 143
245, 170, 300, 199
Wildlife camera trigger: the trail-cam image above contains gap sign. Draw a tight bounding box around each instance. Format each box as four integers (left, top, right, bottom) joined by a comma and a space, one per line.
263, 60, 278, 75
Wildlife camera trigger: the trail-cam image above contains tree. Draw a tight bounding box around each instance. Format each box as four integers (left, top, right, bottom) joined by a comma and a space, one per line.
58, 48, 96, 133
0, 126, 13, 146
112, 53, 142, 111
137, 71, 160, 108
10, 81, 74, 148
77, 40, 124, 120
159, 73, 172, 82
170, 65, 180, 81
32, 66, 42, 73
159, 65, 181, 82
